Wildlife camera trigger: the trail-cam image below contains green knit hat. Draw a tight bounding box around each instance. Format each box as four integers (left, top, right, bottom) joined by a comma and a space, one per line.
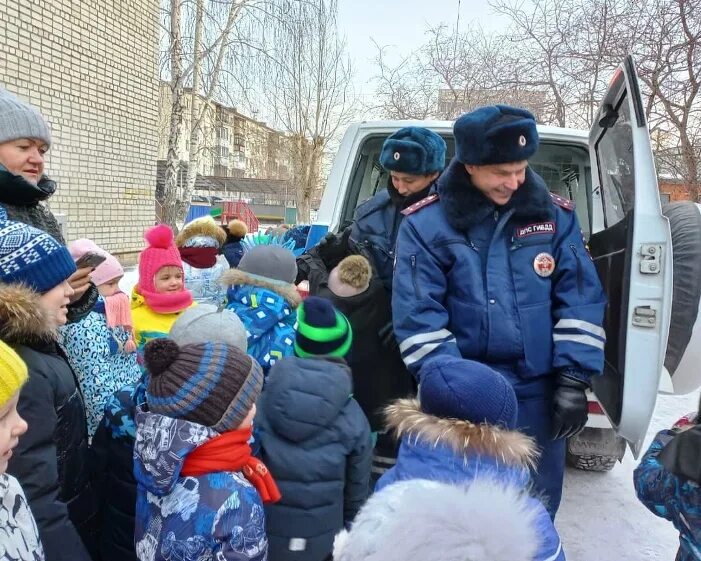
294, 297, 353, 359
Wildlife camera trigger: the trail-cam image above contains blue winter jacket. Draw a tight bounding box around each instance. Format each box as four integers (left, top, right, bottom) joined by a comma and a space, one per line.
222, 269, 300, 374
133, 410, 268, 561
350, 184, 430, 294
223, 240, 245, 268
392, 159, 607, 380
634, 428, 701, 561
376, 398, 565, 561
255, 356, 372, 561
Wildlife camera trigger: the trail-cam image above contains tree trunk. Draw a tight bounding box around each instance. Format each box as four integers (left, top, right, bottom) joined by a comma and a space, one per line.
162, 0, 185, 230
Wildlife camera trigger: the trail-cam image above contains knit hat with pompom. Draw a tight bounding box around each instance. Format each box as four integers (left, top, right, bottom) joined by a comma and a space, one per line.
328, 255, 372, 297
138, 224, 184, 295
144, 338, 264, 432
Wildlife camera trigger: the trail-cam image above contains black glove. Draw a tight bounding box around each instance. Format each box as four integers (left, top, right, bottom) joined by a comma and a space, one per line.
551, 373, 589, 440
317, 227, 352, 269
378, 321, 399, 351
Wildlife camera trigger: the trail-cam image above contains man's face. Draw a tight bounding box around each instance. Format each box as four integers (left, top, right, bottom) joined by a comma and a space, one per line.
0, 138, 48, 185
465, 161, 528, 206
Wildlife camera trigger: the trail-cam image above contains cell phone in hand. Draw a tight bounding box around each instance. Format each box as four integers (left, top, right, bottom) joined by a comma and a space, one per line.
75, 251, 107, 269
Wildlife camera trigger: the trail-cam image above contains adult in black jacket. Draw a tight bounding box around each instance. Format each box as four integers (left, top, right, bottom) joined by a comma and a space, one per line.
0, 211, 98, 561
0, 87, 98, 322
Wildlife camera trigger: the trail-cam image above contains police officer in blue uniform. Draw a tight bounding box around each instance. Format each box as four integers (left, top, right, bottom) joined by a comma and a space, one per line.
392, 105, 607, 517
349, 127, 447, 293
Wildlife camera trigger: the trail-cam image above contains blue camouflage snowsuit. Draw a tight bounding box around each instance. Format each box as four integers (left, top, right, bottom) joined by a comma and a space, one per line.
133, 410, 268, 561
392, 160, 607, 515
223, 269, 300, 374
634, 427, 701, 561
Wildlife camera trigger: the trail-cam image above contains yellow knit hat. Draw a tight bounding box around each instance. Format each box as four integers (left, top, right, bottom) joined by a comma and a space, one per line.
0, 340, 28, 406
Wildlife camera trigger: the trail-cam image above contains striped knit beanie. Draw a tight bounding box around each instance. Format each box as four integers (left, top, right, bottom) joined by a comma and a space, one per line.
0, 207, 76, 293
143, 338, 263, 432
0, 340, 28, 407
294, 296, 352, 359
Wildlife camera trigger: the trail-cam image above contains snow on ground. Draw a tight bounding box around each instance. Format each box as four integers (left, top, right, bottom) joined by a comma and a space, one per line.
558, 389, 699, 561
122, 266, 695, 560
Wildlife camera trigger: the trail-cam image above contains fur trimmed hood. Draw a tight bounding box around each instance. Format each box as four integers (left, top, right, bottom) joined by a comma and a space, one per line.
333, 478, 541, 561
0, 282, 57, 346
437, 157, 554, 231
385, 398, 538, 468
220, 268, 301, 308
175, 216, 226, 248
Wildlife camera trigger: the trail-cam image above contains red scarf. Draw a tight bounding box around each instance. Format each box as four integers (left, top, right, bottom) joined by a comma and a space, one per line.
181, 427, 282, 504
179, 247, 219, 269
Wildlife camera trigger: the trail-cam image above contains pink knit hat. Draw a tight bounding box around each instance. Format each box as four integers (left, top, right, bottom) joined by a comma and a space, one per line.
138, 224, 184, 294
69, 238, 125, 287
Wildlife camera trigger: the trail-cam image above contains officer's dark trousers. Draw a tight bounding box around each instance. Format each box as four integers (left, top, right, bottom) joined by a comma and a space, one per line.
500, 371, 566, 519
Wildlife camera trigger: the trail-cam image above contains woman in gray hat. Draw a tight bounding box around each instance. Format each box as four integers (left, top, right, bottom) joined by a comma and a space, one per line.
0, 88, 97, 321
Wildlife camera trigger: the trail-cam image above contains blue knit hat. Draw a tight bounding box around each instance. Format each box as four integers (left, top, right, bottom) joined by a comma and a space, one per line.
419, 356, 518, 429
379, 127, 447, 175
0, 207, 76, 293
454, 105, 539, 166
295, 297, 353, 359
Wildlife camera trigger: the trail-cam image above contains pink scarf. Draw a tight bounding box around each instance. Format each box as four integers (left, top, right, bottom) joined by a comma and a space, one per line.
104, 292, 137, 353
140, 288, 194, 314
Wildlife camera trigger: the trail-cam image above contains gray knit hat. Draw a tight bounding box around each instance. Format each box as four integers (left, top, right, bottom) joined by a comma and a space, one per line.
0, 89, 51, 146
170, 304, 248, 352
238, 245, 297, 284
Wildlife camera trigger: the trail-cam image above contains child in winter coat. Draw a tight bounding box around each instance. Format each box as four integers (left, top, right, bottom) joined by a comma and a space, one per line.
376, 356, 565, 561
0, 210, 98, 561
222, 242, 301, 374
176, 216, 229, 305
222, 219, 248, 268
333, 478, 542, 561
133, 337, 276, 561
634, 398, 701, 561
131, 223, 194, 352
255, 297, 373, 561
92, 305, 250, 561
317, 254, 416, 480
60, 239, 141, 437
0, 339, 45, 561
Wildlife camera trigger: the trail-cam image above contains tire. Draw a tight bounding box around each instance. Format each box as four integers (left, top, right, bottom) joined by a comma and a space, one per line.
566, 450, 618, 472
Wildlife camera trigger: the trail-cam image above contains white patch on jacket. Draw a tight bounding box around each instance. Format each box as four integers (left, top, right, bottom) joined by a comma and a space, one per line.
333, 478, 541, 561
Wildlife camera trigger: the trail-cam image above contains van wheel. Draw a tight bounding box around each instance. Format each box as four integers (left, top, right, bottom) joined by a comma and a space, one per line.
566, 451, 618, 472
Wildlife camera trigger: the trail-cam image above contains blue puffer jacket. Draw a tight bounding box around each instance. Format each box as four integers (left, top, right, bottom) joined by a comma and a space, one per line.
350, 184, 431, 294
392, 159, 607, 380
634, 427, 701, 561
133, 411, 268, 561
223, 240, 245, 268
222, 269, 301, 374
255, 356, 372, 561
376, 399, 565, 561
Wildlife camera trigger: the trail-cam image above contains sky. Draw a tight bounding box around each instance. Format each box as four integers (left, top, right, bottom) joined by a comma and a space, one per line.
336, 0, 507, 100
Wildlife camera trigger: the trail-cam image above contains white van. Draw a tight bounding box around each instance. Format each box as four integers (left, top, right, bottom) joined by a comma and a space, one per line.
307, 55, 701, 470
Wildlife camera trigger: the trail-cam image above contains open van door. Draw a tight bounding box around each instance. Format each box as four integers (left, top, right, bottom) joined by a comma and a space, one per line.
587, 55, 673, 457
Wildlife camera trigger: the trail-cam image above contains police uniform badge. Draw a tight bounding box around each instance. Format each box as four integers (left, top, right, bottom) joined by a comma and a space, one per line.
533, 252, 556, 277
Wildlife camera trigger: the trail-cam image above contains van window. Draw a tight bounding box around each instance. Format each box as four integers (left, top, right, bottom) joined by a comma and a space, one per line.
341, 134, 593, 236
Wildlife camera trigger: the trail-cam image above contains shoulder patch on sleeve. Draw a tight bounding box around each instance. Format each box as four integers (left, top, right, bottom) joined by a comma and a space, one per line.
550, 192, 575, 211
401, 193, 440, 216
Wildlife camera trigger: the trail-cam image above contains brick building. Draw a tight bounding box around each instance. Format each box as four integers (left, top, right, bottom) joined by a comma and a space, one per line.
0, 0, 160, 261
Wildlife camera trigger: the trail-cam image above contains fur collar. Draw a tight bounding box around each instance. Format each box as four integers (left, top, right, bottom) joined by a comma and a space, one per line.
385, 398, 538, 469
0, 283, 57, 346
221, 268, 302, 308
437, 158, 554, 231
